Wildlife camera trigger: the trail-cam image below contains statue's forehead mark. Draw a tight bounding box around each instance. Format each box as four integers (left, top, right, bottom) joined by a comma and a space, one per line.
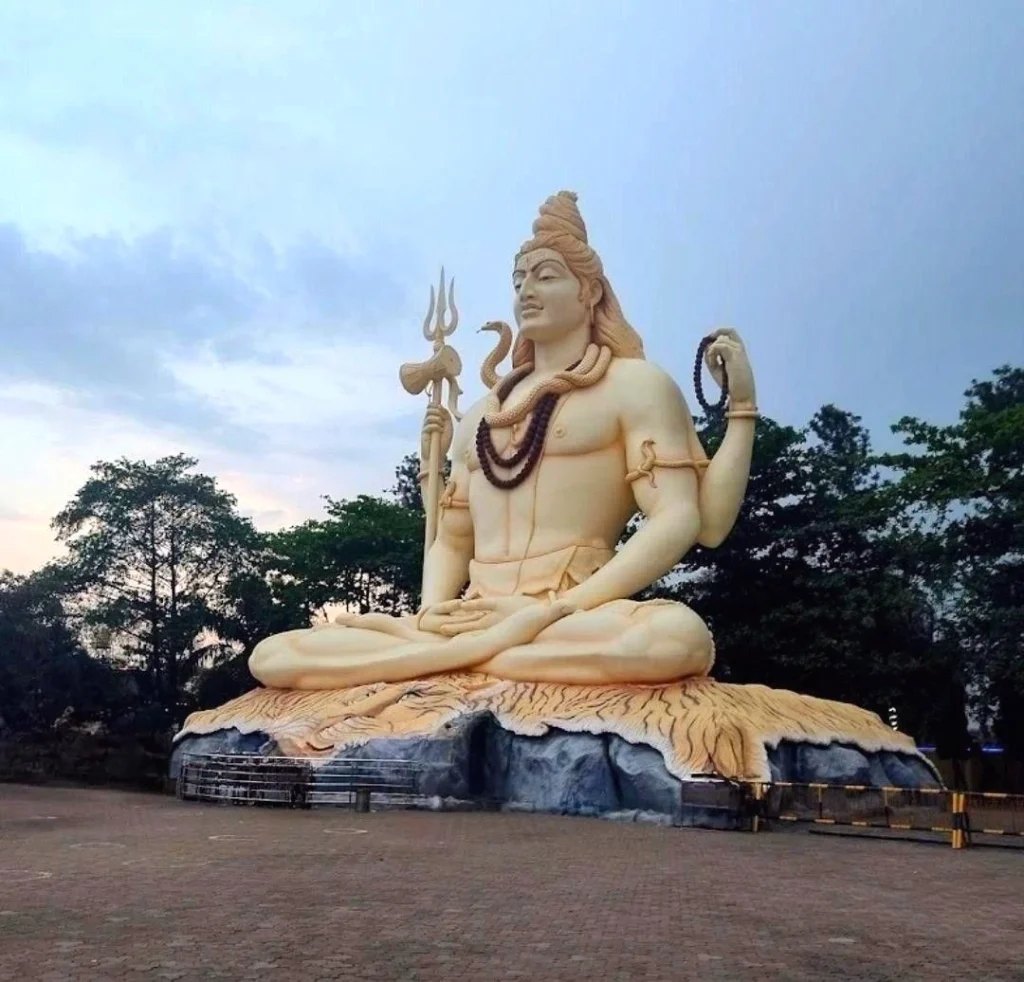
514, 249, 567, 276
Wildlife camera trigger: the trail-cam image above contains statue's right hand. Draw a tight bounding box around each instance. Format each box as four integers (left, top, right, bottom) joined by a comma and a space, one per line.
435, 595, 544, 636
420, 405, 453, 464
416, 599, 465, 634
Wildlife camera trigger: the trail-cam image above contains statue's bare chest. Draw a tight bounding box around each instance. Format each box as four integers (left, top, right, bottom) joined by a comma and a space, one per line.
466, 388, 619, 471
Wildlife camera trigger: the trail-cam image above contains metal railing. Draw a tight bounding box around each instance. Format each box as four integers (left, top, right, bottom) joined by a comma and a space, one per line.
176, 753, 1024, 847
176, 753, 425, 811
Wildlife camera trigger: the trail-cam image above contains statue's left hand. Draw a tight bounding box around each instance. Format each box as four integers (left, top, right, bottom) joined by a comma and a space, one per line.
705, 327, 756, 409
436, 595, 551, 637
333, 610, 426, 640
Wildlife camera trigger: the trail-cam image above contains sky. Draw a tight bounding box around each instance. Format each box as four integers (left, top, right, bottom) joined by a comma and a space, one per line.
1, 0, 1022, 574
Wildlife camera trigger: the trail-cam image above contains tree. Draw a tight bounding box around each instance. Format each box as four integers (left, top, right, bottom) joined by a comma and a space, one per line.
884, 365, 1024, 753
0, 566, 121, 734
650, 407, 958, 742
391, 453, 426, 513
51, 454, 257, 727
184, 459, 434, 710
192, 533, 313, 707
268, 494, 424, 618
389, 451, 450, 515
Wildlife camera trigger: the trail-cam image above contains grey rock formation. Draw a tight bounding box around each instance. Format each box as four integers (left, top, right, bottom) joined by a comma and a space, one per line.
172, 712, 940, 827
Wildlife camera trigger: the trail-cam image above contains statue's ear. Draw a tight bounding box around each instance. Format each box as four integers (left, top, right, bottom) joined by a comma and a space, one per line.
589, 278, 604, 307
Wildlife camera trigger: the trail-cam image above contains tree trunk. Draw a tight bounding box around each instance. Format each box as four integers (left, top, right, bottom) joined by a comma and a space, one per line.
168, 522, 179, 722
147, 502, 161, 711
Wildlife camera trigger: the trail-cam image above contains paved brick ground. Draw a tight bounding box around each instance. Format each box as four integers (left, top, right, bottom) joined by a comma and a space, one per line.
1, 784, 1022, 981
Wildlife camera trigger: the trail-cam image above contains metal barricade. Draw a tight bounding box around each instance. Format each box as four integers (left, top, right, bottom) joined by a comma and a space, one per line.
678, 778, 750, 830
308, 757, 423, 808
758, 782, 958, 844
175, 755, 1024, 846
178, 754, 313, 807
176, 753, 425, 810
961, 791, 1024, 847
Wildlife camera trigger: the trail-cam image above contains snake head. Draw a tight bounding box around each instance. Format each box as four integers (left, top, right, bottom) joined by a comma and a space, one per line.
479, 320, 508, 335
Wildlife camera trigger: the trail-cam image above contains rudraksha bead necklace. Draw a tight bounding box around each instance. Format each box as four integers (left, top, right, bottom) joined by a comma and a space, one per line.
476, 360, 579, 491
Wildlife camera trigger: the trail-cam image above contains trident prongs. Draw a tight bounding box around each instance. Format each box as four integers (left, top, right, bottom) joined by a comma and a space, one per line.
422, 267, 459, 351
442, 268, 458, 338
421, 283, 436, 343
403, 266, 466, 565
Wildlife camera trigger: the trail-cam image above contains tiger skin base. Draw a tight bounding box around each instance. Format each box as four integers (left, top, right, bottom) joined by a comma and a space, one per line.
175, 673, 930, 785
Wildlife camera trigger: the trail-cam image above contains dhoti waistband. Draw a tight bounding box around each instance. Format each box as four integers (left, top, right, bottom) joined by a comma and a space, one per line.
466, 545, 614, 601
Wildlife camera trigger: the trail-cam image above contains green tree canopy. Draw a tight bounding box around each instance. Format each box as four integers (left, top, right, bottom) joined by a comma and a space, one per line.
0, 566, 122, 734
51, 454, 258, 726
267, 494, 423, 617
883, 365, 1024, 752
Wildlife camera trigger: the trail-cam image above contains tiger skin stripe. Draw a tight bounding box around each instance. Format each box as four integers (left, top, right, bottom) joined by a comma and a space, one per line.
175, 674, 921, 783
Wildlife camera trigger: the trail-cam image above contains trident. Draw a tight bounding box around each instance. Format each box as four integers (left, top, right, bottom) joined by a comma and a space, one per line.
399, 268, 463, 575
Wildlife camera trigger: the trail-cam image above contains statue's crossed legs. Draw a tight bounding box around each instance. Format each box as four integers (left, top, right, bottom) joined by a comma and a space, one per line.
249, 595, 713, 691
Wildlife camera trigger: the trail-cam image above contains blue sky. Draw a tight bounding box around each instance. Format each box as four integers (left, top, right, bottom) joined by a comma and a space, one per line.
1, 1, 1021, 572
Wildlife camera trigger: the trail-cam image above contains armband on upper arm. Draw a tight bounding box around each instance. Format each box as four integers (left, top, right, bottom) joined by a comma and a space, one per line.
439, 478, 469, 511
420, 469, 469, 511
625, 439, 708, 489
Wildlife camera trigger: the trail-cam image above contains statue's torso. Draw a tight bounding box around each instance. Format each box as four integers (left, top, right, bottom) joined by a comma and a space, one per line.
460, 366, 637, 563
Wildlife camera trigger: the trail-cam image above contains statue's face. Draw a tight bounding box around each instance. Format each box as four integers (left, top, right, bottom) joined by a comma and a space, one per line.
513, 248, 590, 342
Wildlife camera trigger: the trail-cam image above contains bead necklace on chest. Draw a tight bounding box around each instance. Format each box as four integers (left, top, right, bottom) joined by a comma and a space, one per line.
475, 343, 612, 490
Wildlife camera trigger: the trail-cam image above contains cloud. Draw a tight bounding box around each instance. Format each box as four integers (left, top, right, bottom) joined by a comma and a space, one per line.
2, 0, 1021, 576
0, 375, 417, 574
0, 381, 184, 573
166, 336, 414, 435
0, 224, 424, 572
0, 223, 410, 440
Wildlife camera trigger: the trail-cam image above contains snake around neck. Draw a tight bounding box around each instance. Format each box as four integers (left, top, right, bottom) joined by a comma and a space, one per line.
475, 342, 613, 490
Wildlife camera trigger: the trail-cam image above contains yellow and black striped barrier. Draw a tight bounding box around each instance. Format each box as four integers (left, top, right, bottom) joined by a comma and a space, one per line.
960, 791, 1024, 846
741, 782, 1024, 850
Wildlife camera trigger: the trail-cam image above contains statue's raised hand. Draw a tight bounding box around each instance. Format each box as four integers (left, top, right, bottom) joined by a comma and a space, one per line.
420, 404, 454, 464
704, 328, 756, 410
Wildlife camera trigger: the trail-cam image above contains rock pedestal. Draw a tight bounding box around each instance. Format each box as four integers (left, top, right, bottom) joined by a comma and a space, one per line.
173, 673, 939, 825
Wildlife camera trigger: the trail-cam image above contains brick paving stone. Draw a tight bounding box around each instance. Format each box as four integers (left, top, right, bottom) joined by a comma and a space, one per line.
1, 783, 1022, 981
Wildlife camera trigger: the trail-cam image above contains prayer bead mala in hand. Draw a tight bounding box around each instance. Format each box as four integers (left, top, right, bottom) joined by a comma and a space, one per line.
693, 334, 729, 414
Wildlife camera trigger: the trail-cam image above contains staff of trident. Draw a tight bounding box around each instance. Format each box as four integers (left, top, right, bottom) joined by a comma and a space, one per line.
399, 268, 463, 581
